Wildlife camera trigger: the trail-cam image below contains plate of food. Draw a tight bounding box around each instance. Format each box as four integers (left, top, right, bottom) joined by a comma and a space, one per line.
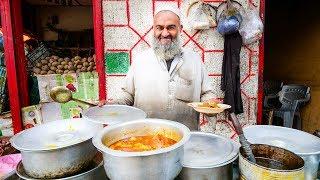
187, 102, 231, 114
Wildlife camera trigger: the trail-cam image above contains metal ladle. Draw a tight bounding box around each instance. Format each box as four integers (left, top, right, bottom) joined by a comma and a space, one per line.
229, 112, 256, 163
49, 86, 97, 106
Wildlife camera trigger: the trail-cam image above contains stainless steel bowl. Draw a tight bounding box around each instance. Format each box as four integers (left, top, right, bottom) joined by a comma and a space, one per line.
92, 118, 191, 180
10, 118, 102, 179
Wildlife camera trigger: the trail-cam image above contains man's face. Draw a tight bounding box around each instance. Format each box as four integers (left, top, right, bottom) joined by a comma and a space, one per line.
153, 11, 182, 45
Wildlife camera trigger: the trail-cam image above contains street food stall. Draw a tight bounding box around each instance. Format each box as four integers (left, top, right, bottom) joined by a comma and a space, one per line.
1, 0, 320, 180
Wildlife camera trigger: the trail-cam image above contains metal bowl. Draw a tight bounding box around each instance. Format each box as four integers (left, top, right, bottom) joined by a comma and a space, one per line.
10, 118, 102, 179
92, 118, 191, 180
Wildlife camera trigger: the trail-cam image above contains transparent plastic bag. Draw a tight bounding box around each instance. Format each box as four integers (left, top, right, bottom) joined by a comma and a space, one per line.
239, 7, 263, 45
188, 4, 211, 30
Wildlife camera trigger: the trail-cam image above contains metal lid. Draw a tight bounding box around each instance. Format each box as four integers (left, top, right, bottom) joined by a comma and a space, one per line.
181, 132, 240, 168
244, 125, 320, 155
83, 105, 147, 125
10, 118, 102, 151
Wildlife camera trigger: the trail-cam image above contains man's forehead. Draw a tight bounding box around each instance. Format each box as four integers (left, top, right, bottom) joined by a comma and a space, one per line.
154, 11, 181, 25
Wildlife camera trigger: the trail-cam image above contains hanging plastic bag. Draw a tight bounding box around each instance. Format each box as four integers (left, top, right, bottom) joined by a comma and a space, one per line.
239, 7, 263, 45
186, 0, 217, 30
217, 0, 243, 35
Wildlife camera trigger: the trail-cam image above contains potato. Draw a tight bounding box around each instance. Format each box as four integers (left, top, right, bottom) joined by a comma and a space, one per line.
40, 70, 47, 75
75, 56, 81, 60
50, 66, 57, 71
36, 62, 42, 68
42, 65, 49, 71
88, 57, 93, 62
45, 57, 50, 60
64, 57, 70, 61
82, 58, 87, 62
93, 66, 96, 70
52, 61, 59, 66
33, 67, 41, 74
69, 70, 75, 73
52, 56, 59, 60
68, 65, 74, 70
87, 66, 92, 72
64, 65, 69, 70
80, 67, 86, 72
68, 61, 73, 66
64, 70, 69, 74
57, 65, 63, 70
76, 69, 81, 73
56, 69, 63, 74
76, 64, 83, 69
40, 59, 48, 64
89, 62, 95, 66
83, 62, 89, 67
61, 61, 67, 65
58, 58, 63, 62
49, 58, 54, 64
47, 70, 55, 74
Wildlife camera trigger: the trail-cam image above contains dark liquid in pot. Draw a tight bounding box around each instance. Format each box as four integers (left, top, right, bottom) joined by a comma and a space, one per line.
255, 157, 290, 170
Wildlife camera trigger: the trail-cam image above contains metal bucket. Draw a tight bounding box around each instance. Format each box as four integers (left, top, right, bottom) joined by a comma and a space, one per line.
239, 144, 304, 180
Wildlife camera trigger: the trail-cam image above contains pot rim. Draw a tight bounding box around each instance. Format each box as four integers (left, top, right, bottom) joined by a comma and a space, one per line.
244, 125, 320, 156
239, 143, 305, 172
92, 118, 191, 157
10, 118, 101, 152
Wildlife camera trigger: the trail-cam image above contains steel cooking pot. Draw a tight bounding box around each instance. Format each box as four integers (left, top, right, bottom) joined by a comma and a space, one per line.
178, 132, 239, 180
92, 118, 190, 180
10, 118, 102, 179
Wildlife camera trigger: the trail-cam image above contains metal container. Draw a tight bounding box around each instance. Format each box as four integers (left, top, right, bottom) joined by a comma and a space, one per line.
15, 153, 107, 180
92, 118, 191, 180
178, 132, 239, 180
83, 105, 147, 125
244, 125, 320, 180
239, 144, 304, 180
10, 118, 102, 179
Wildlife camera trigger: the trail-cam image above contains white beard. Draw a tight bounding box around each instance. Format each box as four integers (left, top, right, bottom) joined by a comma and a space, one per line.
152, 35, 182, 61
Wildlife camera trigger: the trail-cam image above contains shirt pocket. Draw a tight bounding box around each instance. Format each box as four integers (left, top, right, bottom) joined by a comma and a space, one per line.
174, 76, 194, 102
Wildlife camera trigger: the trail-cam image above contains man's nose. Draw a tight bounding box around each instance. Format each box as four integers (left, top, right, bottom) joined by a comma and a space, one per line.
161, 28, 170, 37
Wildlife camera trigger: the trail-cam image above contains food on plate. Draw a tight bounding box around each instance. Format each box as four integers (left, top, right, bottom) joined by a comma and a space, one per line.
108, 134, 177, 152
197, 101, 219, 108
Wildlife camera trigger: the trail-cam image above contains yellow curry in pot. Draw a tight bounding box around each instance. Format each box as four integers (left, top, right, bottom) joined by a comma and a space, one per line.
108, 134, 177, 152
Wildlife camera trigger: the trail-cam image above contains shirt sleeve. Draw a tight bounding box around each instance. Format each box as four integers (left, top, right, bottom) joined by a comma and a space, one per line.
200, 63, 217, 102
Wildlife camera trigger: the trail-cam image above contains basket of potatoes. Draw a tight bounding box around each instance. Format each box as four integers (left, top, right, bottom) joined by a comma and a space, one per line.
33, 55, 96, 75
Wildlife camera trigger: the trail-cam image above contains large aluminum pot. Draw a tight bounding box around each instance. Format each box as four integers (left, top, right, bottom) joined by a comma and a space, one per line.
244, 125, 320, 180
15, 152, 107, 180
178, 132, 239, 180
10, 118, 102, 179
92, 118, 191, 180
239, 144, 304, 180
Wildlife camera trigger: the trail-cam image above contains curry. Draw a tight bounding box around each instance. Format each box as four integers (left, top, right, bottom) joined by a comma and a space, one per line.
108, 134, 177, 152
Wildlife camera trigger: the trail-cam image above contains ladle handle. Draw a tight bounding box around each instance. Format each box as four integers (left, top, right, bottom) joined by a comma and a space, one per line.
229, 113, 256, 163
72, 98, 97, 107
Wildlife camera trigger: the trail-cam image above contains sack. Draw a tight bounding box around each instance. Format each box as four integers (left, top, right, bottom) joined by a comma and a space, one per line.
217, 0, 243, 35
186, 1, 217, 30
239, 7, 263, 45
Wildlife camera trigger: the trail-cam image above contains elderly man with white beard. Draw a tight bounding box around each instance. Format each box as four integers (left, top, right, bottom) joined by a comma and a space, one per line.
101, 6, 218, 130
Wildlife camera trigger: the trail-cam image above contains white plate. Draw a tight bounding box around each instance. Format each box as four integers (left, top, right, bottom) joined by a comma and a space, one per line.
83, 105, 147, 125
187, 102, 231, 114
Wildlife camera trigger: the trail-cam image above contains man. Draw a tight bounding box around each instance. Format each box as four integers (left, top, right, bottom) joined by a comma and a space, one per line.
101, 6, 218, 130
